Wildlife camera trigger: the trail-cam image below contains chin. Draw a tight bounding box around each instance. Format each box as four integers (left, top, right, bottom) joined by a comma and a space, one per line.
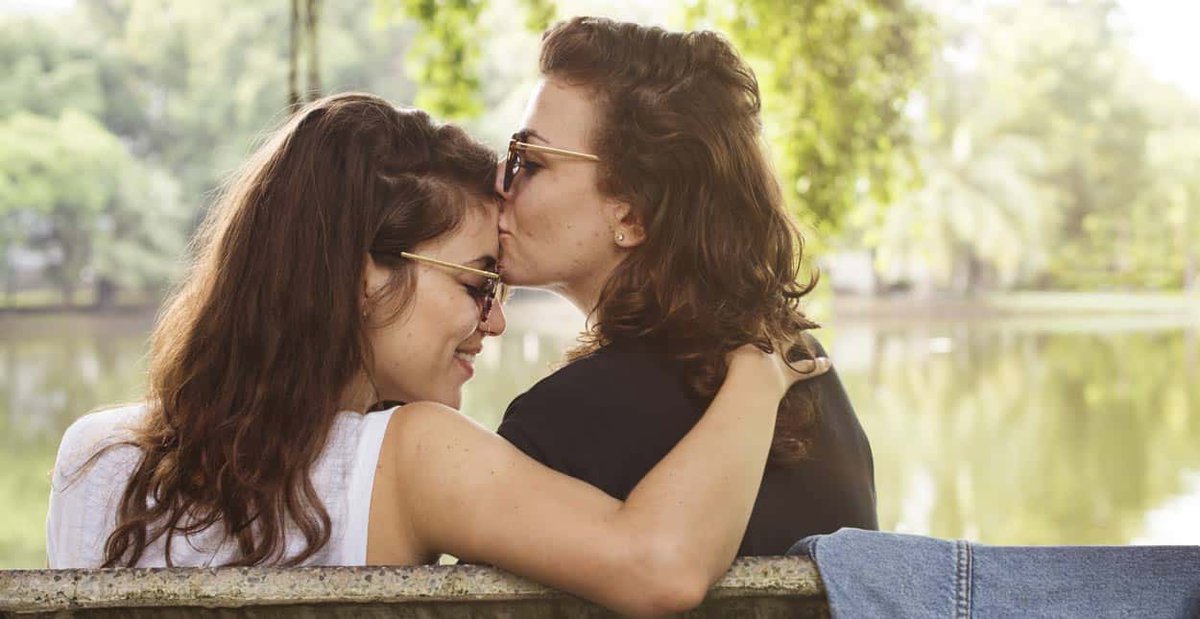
499, 257, 534, 286
499, 264, 541, 287
398, 386, 461, 410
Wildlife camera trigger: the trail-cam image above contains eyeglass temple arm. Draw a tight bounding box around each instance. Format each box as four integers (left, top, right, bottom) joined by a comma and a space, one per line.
514, 141, 600, 162
399, 252, 501, 279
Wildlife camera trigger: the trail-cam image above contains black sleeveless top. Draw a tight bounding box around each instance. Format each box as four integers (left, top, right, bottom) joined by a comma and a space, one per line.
497, 336, 878, 556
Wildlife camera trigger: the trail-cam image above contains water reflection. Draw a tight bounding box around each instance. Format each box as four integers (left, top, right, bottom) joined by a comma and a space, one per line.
831, 321, 1200, 546
1, 298, 1196, 567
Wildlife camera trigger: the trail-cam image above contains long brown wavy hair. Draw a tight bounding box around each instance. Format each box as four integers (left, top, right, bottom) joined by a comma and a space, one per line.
99, 93, 497, 567
541, 17, 821, 464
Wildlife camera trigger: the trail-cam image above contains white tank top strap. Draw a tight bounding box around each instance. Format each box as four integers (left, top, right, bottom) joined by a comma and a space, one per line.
338, 406, 396, 565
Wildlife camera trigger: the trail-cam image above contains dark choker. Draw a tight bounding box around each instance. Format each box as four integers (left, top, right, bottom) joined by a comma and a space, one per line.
367, 400, 406, 412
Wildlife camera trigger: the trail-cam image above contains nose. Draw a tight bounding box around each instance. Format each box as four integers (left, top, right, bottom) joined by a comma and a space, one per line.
481, 299, 507, 337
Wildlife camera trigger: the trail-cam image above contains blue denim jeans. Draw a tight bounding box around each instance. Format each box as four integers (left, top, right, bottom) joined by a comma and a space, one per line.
789, 528, 1200, 618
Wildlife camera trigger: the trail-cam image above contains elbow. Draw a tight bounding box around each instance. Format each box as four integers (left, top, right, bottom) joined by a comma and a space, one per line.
615, 576, 710, 618
618, 540, 715, 616
645, 576, 711, 617
591, 522, 724, 616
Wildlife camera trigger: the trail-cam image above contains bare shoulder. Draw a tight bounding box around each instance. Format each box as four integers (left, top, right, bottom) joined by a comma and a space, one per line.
388, 401, 486, 440
378, 401, 538, 555
382, 402, 506, 469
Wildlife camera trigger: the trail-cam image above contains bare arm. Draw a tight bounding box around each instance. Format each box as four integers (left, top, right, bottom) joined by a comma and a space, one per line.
388, 348, 827, 617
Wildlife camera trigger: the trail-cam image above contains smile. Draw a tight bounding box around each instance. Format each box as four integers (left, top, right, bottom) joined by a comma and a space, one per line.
454, 350, 478, 378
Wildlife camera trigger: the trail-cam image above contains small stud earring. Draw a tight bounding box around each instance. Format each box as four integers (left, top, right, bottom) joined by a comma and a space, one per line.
615, 232, 625, 243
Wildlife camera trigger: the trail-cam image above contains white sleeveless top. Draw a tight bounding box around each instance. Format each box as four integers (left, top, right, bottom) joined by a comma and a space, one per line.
46, 403, 395, 568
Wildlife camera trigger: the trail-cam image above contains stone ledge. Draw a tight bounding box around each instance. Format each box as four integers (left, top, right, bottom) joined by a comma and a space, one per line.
1, 557, 826, 617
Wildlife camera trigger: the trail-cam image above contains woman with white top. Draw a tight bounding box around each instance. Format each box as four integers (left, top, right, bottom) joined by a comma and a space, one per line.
47, 93, 827, 617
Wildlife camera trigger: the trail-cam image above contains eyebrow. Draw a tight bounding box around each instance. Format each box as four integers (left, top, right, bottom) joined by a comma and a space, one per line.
516, 128, 550, 145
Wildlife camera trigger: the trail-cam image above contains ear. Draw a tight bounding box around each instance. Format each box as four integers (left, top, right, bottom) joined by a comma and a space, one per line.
362, 253, 391, 308
605, 200, 645, 248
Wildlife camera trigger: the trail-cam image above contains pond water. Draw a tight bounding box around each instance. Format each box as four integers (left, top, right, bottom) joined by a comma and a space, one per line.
2, 293, 1197, 568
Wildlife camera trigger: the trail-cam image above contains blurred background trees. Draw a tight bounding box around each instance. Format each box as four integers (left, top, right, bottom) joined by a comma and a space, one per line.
2, 0, 1197, 567
864, 0, 1200, 294
1, 0, 1197, 307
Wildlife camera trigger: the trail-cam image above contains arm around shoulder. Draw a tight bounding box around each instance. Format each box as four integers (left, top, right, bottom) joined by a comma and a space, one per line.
380, 350, 814, 616
382, 402, 716, 616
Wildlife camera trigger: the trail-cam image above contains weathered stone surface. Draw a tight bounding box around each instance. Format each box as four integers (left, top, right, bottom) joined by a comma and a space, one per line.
1, 557, 827, 617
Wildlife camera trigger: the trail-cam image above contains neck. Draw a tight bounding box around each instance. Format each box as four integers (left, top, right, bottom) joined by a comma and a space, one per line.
555, 259, 620, 321
338, 372, 381, 412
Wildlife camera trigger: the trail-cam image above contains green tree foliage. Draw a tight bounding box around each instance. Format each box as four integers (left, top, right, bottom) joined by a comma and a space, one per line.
0, 111, 186, 305
520, 0, 556, 32
1132, 81, 1200, 291
378, 0, 487, 119
69, 0, 413, 199
688, 0, 935, 236
990, 0, 1154, 290
0, 1, 414, 305
869, 0, 1200, 293
0, 17, 107, 119
373, 0, 557, 120
4, 0, 1196, 298
869, 12, 1053, 292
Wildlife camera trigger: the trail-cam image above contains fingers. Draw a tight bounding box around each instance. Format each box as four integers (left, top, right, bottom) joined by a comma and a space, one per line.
785, 356, 831, 383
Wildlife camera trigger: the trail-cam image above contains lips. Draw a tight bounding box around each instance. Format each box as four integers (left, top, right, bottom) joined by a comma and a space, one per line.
454, 345, 481, 378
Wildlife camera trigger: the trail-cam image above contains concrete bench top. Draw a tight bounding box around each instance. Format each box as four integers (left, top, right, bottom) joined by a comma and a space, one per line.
1, 556, 827, 617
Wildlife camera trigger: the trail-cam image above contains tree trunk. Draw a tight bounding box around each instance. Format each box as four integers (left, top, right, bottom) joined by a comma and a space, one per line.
1187, 193, 1198, 293
1186, 246, 1198, 292
1, 243, 13, 307
61, 279, 75, 307
305, 0, 321, 101
94, 277, 117, 310
951, 243, 976, 298
288, 0, 301, 111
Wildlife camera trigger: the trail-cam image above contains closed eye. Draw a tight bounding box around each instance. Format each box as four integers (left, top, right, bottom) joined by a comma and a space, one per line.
463, 282, 495, 300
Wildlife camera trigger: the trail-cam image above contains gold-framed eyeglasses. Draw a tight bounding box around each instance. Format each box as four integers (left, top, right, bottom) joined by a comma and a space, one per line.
400, 251, 505, 323
503, 133, 600, 192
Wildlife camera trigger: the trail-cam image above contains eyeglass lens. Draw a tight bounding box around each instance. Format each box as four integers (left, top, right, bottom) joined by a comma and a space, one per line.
503, 143, 522, 192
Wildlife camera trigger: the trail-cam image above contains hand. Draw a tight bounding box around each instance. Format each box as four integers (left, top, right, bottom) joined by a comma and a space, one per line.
726, 342, 831, 396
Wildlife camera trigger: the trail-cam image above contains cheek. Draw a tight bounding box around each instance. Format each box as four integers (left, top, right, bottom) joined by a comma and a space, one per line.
522, 182, 605, 252
421, 285, 481, 351
421, 289, 476, 346
513, 190, 556, 244
368, 292, 476, 400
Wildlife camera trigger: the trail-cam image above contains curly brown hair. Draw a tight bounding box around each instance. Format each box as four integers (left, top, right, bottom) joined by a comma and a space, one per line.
98, 93, 497, 567
541, 17, 821, 464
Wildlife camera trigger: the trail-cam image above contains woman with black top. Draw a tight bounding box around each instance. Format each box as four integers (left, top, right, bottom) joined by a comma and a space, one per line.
494, 17, 878, 555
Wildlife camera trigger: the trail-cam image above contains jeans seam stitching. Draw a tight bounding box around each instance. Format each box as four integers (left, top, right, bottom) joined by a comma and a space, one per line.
955, 539, 972, 619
